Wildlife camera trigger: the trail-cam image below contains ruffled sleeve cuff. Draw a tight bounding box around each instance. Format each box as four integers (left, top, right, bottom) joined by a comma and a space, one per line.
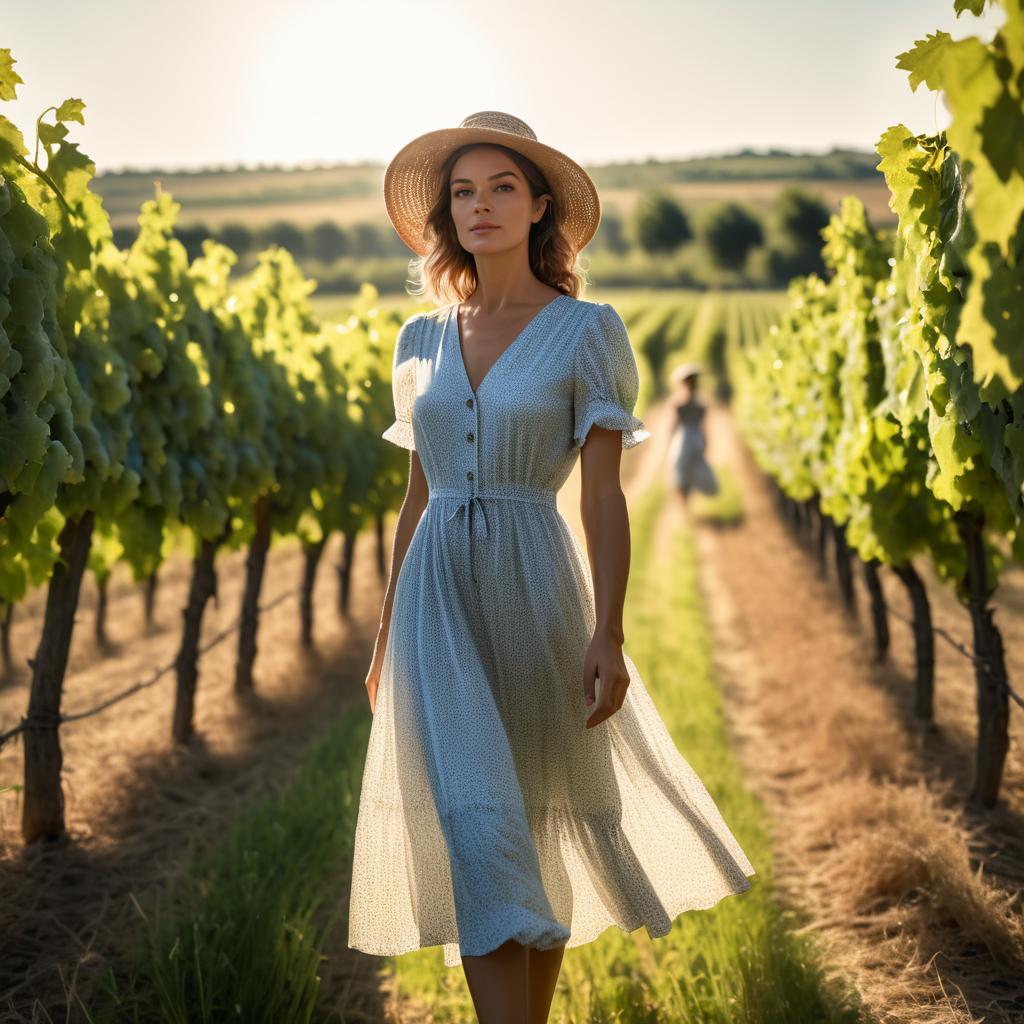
382, 417, 415, 450
571, 303, 650, 451
382, 315, 421, 451
572, 398, 651, 451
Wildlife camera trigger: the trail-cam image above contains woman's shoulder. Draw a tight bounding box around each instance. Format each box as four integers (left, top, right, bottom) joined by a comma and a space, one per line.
558, 296, 622, 331
574, 299, 634, 341
572, 297, 615, 317
567, 299, 635, 357
395, 306, 448, 351
403, 306, 449, 330
552, 298, 613, 363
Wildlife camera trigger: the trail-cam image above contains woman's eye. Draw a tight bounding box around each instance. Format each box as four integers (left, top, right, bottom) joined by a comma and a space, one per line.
453, 184, 513, 197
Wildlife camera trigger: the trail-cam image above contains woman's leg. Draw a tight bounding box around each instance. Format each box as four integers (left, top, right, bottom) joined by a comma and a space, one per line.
526, 942, 566, 1024
462, 938, 529, 1024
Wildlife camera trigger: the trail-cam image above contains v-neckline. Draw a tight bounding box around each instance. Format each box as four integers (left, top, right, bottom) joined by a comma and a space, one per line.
452, 293, 569, 397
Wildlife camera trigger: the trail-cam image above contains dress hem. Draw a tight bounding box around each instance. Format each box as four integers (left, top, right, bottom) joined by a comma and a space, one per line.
347, 866, 757, 968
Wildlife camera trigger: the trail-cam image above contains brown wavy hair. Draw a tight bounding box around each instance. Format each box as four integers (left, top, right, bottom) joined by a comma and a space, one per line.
405, 143, 590, 313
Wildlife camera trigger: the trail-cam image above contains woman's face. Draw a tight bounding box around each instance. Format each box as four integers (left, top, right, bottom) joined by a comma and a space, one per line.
448, 146, 551, 255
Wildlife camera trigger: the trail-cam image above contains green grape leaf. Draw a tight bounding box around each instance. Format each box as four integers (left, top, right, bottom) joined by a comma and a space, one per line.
44, 138, 96, 207
906, 358, 929, 419
981, 89, 1024, 183
0, 114, 27, 163
930, 410, 986, 509
1006, 3, 1024, 72
954, 0, 988, 15
896, 31, 953, 92
969, 157, 1024, 257
942, 37, 1003, 171
938, 151, 964, 246
4, 443, 72, 548
963, 240, 1024, 401
0, 49, 23, 102
1, 180, 49, 256
37, 120, 69, 147
1003, 422, 1024, 508
54, 98, 85, 125
876, 125, 923, 223
0, 399, 50, 481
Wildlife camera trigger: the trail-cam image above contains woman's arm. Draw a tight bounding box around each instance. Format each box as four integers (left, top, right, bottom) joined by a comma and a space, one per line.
364, 449, 429, 712
577, 425, 633, 729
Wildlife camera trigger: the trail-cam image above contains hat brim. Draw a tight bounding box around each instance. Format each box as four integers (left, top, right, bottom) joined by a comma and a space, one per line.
672, 364, 704, 382
383, 126, 600, 257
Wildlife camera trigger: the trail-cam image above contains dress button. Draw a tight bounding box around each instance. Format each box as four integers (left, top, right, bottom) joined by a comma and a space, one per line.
467, 432, 474, 442
467, 470, 474, 481
466, 397, 474, 408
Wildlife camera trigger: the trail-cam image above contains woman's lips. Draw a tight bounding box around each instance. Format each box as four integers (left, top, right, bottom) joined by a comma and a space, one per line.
471, 225, 499, 233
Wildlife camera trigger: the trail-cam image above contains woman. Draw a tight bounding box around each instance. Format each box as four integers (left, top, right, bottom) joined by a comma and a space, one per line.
667, 362, 719, 511
347, 111, 755, 1024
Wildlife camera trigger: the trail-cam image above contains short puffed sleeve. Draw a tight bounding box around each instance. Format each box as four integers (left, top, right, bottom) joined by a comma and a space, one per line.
381, 315, 421, 450
571, 303, 650, 451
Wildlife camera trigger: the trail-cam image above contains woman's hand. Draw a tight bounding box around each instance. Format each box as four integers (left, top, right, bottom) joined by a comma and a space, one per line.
364, 636, 386, 715
582, 630, 631, 729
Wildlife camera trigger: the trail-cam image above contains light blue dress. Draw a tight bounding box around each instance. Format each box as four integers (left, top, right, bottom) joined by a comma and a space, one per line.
347, 294, 755, 968
670, 398, 720, 497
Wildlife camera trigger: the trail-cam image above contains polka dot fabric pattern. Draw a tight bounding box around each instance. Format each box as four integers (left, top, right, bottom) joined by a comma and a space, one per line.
348, 295, 755, 968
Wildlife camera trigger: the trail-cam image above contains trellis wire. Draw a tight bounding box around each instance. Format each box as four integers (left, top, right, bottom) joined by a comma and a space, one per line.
0, 585, 302, 751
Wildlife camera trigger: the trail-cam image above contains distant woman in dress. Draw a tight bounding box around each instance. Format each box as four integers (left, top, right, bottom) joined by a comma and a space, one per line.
667, 362, 718, 509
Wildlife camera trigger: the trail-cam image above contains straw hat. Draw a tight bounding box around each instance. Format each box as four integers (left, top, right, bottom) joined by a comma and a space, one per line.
383, 111, 601, 257
671, 361, 704, 384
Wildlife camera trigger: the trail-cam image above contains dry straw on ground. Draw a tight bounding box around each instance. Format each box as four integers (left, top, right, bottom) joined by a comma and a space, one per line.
670, 397, 1024, 1024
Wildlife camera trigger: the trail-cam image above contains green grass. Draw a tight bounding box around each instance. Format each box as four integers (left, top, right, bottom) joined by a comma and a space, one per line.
82, 711, 370, 1024
691, 464, 746, 527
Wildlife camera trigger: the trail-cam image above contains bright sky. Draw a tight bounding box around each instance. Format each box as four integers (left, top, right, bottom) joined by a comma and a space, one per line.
3, 0, 1007, 173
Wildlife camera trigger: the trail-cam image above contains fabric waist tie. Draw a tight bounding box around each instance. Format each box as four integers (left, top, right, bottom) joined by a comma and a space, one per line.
430, 484, 558, 541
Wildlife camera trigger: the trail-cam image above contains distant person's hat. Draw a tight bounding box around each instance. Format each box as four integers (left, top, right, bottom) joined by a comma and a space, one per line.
383, 111, 601, 257
672, 362, 704, 384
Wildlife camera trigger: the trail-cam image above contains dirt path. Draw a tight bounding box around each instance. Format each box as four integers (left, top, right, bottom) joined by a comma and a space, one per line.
689, 398, 1024, 1023
0, 528, 388, 1020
